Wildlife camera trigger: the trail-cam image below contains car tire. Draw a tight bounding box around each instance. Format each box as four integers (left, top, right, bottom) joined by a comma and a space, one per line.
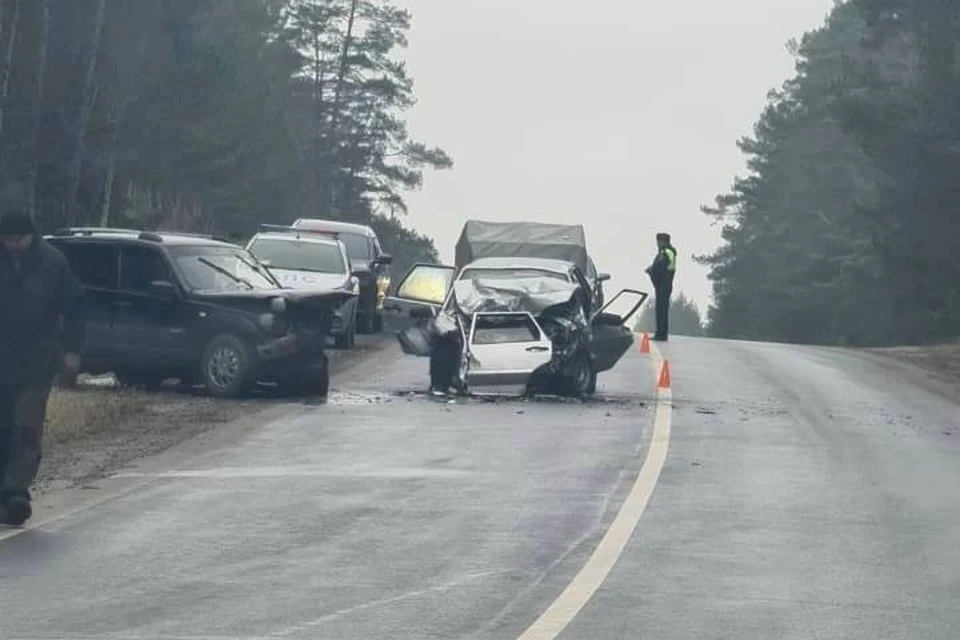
372, 310, 383, 333
200, 334, 252, 398
565, 349, 596, 398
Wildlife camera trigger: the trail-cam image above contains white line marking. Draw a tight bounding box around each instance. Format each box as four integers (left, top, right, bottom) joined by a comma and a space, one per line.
515, 341, 672, 640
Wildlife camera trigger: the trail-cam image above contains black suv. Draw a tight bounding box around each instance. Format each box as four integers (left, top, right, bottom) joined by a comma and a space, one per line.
47, 228, 356, 398
291, 219, 392, 333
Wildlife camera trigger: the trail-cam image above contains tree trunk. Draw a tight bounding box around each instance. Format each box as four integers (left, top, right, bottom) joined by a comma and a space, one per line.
66, 0, 108, 226
331, 0, 357, 115
328, 0, 358, 212
100, 104, 126, 226
0, 0, 21, 174
27, 0, 50, 219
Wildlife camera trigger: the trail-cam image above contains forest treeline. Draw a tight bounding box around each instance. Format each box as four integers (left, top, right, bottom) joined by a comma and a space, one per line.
0, 0, 448, 265
699, 0, 959, 346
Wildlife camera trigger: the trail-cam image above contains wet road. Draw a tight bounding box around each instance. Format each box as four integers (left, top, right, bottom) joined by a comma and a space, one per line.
2, 336, 960, 639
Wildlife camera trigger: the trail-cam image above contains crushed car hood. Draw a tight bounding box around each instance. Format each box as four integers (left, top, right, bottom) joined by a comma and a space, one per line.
268, 268, 350, 290
450, 276, 580, 316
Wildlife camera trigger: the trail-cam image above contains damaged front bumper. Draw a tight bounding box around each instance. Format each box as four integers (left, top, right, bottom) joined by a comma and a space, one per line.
255, 329, 328, 374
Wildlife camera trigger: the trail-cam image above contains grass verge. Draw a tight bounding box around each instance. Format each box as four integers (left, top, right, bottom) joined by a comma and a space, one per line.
870, 342, 960, 384
46, 387, 149, 445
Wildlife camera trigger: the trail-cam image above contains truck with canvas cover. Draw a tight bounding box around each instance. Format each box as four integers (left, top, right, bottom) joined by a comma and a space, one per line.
455, 220, 609, 308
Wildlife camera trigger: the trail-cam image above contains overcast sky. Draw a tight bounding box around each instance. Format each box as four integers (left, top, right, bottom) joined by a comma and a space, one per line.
393, 0, 835, 313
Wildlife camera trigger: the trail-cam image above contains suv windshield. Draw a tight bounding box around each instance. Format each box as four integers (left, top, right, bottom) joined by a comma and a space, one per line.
170, 246, 278, 291
249, 237, 346, 274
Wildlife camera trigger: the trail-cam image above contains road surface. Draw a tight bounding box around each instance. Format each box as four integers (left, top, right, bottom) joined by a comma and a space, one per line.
1, 336, 959, 639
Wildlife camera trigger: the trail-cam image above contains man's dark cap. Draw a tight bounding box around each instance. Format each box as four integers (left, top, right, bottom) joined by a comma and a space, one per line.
0, 209, 36, 235
656, 232, 671, 242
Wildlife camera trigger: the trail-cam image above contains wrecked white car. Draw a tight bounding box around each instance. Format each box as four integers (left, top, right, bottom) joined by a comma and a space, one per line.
382, 257, 648, 398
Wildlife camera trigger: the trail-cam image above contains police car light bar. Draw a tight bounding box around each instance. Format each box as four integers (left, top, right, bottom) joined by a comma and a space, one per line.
258, 223, 341, 239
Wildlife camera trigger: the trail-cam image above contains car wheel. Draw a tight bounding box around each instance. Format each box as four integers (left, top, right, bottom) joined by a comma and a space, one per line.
372, 311, 383, 333
200, 334, 252, 398
565, 349, 595, 398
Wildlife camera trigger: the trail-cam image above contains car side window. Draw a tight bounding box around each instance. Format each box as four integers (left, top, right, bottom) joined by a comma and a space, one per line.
119, 245, 172, 294
58, 242, 118, 290
397, 265, 455, 304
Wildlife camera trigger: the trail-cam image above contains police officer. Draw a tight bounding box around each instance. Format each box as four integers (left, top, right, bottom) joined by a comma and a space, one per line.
0, 208, 84, 526
645, 232, 677, 342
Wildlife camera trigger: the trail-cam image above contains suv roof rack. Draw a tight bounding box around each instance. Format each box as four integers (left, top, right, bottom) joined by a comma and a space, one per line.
51, 227, 235, 245
54, 227, 143, 237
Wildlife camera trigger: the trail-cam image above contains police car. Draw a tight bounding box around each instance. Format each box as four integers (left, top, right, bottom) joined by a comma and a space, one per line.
246, 225, 360, 349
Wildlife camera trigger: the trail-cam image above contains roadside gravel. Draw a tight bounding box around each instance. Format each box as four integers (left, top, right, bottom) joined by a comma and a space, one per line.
35, 335, 393, 496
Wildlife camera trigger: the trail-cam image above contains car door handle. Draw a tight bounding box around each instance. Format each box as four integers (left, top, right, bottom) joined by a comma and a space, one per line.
382, 304, 401, 312
526, 346, 549, 352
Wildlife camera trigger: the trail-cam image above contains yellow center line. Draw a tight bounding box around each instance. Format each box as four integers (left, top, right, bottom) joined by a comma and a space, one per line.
516, 338, 673, 640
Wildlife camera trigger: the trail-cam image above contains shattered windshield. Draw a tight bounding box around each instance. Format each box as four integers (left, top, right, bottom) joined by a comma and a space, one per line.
171, 246, 278, 291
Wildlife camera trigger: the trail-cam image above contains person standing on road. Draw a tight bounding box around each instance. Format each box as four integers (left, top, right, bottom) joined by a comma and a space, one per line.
0, 208, 84, 526
645, 232, 677, 342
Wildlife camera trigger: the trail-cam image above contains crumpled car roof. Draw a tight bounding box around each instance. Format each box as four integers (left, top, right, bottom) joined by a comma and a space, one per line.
451, 275, 580, 315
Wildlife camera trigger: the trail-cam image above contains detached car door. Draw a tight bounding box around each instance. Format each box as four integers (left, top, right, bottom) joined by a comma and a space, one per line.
589, 289, 649, 373
380, 263, 456, 356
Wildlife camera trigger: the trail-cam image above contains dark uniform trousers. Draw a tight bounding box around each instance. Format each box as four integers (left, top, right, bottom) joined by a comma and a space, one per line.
654, 283, 673, 339
0, 383, 50, 502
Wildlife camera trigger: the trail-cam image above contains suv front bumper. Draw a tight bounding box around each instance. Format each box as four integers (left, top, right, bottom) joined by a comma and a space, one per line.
256, 329, 326, 368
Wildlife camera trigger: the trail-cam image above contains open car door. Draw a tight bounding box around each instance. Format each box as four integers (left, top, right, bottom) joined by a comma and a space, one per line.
465, 312, 554, 387
589, 288, 649, 373
381, 263, 456, 356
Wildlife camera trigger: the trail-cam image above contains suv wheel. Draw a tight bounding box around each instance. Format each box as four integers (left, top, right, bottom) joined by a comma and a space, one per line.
201, 334, 252, 398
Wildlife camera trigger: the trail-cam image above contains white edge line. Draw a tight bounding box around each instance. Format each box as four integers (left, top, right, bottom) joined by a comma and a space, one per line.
515, 340, 672, 640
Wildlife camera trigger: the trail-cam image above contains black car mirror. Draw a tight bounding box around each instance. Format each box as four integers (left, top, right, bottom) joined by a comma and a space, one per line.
374, 253, 393, 265
149, 280, 178, 299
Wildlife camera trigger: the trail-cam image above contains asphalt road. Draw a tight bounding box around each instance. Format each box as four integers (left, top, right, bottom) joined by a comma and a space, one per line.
1, 335, 959, 639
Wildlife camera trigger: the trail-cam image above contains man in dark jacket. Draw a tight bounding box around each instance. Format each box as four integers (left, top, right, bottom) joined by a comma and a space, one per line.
645, 232, 677, 342
0, 208, 84, 526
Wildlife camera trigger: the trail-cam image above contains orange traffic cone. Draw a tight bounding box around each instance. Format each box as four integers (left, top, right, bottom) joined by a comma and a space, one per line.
639, 332, 650, 354
657, 360, 671, 389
